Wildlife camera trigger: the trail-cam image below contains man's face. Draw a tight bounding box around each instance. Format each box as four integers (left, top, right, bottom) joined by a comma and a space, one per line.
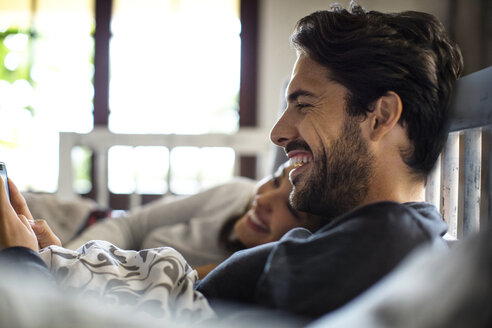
270, 54, 374, 219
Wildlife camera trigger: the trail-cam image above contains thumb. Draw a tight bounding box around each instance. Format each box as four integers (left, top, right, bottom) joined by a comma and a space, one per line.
9, 179, 34, 221
30, 219, 62, 248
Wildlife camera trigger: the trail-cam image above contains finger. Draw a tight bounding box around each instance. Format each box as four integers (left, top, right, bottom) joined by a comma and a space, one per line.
8, 179, 34, 221
31, 219, 62, 248
30, 219, 48, 235
18, 214, 35, 233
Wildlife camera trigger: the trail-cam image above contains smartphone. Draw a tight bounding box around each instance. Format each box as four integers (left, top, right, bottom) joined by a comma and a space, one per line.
0, 162, 10, 201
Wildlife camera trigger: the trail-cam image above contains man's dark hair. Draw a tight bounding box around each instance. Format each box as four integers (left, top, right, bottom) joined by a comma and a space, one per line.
291, 3, 463, 179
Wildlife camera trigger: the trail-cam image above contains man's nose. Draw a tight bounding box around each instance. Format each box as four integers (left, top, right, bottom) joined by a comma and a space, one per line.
270, 108, 298, 147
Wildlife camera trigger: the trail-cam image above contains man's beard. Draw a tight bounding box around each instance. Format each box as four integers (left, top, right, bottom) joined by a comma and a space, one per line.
290, 117, 374, 220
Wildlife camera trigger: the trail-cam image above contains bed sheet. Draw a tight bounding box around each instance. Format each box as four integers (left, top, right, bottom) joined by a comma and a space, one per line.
39, 240, 215, 324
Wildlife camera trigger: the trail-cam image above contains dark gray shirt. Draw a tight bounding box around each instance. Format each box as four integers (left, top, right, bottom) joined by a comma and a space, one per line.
196, 201, 448, 319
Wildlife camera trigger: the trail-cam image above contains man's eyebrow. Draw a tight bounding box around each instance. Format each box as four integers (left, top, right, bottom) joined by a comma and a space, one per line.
286, 89, 317, 103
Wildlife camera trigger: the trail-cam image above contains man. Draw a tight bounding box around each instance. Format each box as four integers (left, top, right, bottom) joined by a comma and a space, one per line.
194, 2, 463, 319
0, 2, 463, 323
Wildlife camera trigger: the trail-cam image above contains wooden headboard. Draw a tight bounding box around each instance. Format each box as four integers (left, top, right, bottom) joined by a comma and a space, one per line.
426, 66, 492, 238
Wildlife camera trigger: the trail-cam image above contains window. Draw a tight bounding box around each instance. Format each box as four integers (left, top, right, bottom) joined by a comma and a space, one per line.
0, 0, 94, 192
108, 145, 169, 194
0, 0, 250, 201
109, 0, 241, 134
170, 146, 235, 194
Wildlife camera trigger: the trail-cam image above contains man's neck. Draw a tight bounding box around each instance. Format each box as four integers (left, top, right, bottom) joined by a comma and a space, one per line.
363, 168, 426, 206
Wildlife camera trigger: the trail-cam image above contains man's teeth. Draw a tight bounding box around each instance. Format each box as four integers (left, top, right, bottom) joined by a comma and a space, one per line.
290, 156, 313, 168
250, 211, 268, 230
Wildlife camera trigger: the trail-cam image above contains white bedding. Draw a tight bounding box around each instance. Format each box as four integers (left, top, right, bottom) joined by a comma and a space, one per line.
39, 240, 215, 323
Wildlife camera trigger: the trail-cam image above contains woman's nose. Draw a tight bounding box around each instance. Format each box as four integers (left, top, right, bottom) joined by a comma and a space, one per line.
254, 189, 282, 214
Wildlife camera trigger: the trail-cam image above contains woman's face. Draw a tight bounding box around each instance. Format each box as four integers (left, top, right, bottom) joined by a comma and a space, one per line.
234, 164, 319, 248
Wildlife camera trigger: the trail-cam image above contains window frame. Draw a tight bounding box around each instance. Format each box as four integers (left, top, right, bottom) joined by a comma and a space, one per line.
89, 0, 258, 208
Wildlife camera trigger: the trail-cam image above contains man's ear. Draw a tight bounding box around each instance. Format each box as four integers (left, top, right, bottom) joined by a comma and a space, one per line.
368, 91, 403, 141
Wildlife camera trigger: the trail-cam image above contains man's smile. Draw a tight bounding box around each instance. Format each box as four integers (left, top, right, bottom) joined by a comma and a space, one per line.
288, 151, 314, 183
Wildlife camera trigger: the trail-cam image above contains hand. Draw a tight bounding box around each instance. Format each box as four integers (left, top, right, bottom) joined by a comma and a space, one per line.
0, 177, 39, 251
8, 179, 62, 249
30, 219, 62, 249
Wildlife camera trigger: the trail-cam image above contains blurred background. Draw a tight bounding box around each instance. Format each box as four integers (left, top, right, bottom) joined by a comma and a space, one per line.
0, 0, 490, 210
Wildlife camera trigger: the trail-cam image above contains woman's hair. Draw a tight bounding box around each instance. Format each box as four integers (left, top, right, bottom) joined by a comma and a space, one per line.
218, 212, 247, 253
291, 3, 464, 180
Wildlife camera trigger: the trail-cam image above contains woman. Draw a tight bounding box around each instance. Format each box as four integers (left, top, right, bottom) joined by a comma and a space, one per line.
32, 162, 323, 278
0, 168, 319, 323
0, 162, 323, 320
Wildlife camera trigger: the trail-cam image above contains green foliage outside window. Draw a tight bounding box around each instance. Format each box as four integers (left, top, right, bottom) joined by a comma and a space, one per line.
0, 30, 33, 99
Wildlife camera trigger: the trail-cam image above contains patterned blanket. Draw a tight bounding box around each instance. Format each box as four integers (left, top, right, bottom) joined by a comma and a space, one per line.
39, 240, 215, 324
